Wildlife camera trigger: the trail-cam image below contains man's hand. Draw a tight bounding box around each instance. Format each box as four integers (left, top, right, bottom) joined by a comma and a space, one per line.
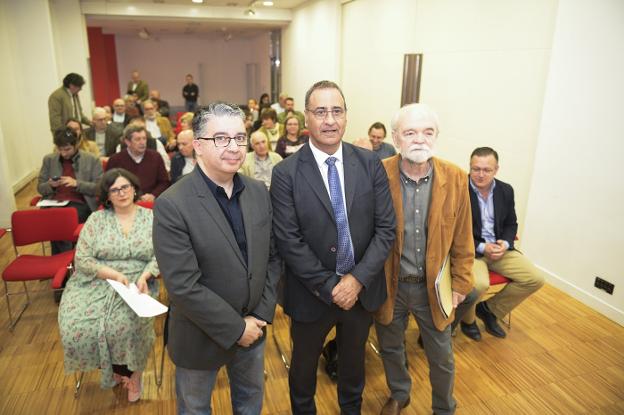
58, 176, 78, 188
237, 316, 266, 347
140, 193, 156, 202
332, 273, 362, 310
452, 291, 466, 308
484, 242, 505, 261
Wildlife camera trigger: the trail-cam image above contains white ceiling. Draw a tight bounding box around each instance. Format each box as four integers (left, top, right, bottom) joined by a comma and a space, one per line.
81, 0, 309, 9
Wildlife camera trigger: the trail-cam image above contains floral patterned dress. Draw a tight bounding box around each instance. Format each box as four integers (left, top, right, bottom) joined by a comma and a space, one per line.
58, 206, 159, 388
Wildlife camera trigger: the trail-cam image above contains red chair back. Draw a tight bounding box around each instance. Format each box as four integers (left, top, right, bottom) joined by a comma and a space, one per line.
11, 208, 79, 247
136, 200, 154, 209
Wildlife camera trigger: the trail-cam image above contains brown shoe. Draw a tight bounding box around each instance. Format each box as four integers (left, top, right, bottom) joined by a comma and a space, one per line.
380, 397, 410, 415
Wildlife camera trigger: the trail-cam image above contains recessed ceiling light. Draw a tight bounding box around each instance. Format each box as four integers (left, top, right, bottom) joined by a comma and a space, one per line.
263, 1, 274, 5
244, 8, 256, 16
192, 0, 204, 4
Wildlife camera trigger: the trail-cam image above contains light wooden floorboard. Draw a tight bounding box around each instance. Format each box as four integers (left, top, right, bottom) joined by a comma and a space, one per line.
0, 180, 622, 414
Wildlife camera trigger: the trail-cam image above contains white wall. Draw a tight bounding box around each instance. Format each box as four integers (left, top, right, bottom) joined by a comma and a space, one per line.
522, 0, 624, 324
115, 33, 271, 107
340, 0, 558, 229
282, 0, 342, 110
0, 0, 91, 226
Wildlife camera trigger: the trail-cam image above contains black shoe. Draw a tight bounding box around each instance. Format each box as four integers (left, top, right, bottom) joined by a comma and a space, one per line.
475, 302, 506, 338
460, 321, 482, 341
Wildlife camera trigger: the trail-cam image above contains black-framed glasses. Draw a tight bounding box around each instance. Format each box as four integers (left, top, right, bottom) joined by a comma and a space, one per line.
197, 134, 247, 147
306, 107, 346, 120
109, 184, 133, 196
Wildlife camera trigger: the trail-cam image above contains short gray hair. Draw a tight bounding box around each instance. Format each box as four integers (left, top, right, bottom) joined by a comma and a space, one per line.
92, 107, 107, 118
123, 124, 147, 141
391, 103, 440, 134
192, 101, 245, 138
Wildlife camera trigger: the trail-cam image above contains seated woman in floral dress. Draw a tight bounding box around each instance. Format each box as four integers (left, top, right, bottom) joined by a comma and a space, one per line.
58, 168, 159, 402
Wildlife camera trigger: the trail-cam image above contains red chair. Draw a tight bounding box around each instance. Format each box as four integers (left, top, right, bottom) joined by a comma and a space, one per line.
486, 270, 513, 328
2, 208, 79, 330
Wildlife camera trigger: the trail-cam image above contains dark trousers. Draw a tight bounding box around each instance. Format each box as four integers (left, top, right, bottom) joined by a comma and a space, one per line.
289, 302, 372, 415
50, 202, 91, 255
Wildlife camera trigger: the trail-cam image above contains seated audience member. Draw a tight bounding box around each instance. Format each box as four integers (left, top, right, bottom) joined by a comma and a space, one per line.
37, 127, 103, 253
149, 89, 170, 118
58, 168, 159, 402
124, 95, 141, 119
112, 98, 131, 127
142, 99, 175, 151
119, 118, 171, 172
84, 107, 124, 157
277, 97, 305, 127
368, 121, 397, 159
248, 98, 259, 122
65, 118, 100, 158
103, 105, 112, 123
174, 111, 194, 135
257, 108, 283, 151
271, 92, 288, 114
259, 92, 271, 110
170, 130, 196, 183
458, 146, 545, 340
107, 124, 170, 201
274, 115, 308, 158
240, 130, 282, 189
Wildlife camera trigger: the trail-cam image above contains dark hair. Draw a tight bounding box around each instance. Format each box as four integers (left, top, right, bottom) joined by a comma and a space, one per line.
470, 147, 499, 162
65, 117, 84, 133
192, 102, 245, 138
285, 97, 294, 103
53, 127, 79, 147
259, 93, 270, 104
368, 122, 387, 137
62, 73, 85, 88
304, 80, 347, 111
123, 124, 148, 141
98, 168, 142, 209
260, 108, 278, 123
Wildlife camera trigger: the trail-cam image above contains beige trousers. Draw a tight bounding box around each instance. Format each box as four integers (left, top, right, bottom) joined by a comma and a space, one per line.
462, 250, 545, 323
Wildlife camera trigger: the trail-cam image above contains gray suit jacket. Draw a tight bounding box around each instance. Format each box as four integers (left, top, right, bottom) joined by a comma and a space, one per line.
37, 150, 103, 212
48, 86, 89, 133
84, 124, 124, 157
153, 168, 281, 370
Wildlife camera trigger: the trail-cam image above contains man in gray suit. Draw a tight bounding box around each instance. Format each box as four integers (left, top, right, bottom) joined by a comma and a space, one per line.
153, 102, 281, 414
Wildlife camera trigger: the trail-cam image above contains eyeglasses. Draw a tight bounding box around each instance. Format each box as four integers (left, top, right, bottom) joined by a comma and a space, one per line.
307, 107, 346, 120
197, 134, 247, 147
470, 167, 496, 174
109, 184, 133, 196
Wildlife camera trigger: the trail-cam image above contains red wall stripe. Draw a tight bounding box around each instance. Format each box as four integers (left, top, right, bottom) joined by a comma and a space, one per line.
87, 27, 120, 107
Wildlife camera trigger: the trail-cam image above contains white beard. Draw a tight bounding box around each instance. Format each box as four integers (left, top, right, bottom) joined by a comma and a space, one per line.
404, 146, 434, 164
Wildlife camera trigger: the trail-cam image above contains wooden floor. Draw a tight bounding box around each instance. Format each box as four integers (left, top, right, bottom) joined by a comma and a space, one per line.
1, 181, 623, 414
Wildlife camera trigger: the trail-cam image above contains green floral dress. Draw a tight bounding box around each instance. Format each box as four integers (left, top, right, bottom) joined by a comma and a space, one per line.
58, 207, 159, 388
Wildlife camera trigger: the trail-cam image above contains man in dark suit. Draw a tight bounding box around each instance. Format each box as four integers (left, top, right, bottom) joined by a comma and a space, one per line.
270, 80, 396, 414
153, 102, 281, 414
459, 147, 545, 339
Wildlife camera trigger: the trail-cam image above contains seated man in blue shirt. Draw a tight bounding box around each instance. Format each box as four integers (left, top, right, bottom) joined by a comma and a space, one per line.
458, 146, 545, 340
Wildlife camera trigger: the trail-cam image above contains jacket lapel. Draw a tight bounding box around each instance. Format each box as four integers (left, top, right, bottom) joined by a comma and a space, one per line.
239, 180, 254, 270
343, 143, 358, 213
298, 144, 335, 220
427, 158, 448, 253
190, 170, 247, 267
492, 179, 503, 236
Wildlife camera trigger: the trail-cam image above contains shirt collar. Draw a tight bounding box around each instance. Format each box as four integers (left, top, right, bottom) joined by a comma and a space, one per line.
58, 150, 80, 163
309, 140, 343, 169
197, 167, 245, 200
398, 157, 433, 185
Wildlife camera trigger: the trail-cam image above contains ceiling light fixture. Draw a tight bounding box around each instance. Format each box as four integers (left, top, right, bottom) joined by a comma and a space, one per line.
192, 0, 204, 3
138, 28, 151, 39
263, 1, 274, 5
244, 8, 256, 16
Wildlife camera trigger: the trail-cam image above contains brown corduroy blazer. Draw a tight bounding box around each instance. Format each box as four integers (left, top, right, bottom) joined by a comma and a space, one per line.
374, 155, 474, 330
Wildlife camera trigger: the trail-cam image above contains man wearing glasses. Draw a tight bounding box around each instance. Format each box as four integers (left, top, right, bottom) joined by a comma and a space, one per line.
456, 147, 544, 340
153, 102, 281, 414
270, 81, 396, 414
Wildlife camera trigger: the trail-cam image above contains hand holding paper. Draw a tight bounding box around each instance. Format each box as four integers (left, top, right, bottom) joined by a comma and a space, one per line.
107, 279, 167, 317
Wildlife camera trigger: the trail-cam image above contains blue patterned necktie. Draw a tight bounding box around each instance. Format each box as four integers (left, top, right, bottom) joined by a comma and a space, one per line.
326, 156, 355, 275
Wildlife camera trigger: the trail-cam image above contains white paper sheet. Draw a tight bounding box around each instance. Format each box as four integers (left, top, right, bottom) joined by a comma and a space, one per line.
36, 199, 69, 207
107, 279, 168, 317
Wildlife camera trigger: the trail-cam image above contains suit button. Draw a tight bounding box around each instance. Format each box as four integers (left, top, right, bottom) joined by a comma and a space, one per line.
314, 291, 320, 297
330, 246, 337, 253
242, 307, 248, 313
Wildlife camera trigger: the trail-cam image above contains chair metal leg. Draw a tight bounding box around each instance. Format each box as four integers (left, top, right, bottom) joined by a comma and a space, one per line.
4, 280, 30, 332
271, 324, 290, 370
74, 372, 84, 398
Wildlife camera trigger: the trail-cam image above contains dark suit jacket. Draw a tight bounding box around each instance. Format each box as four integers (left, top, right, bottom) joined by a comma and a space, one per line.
270, 142, 396, 323
153, 169, 281, 370
469, 178, 518, 256
170, 152, 194, 183
84, 124, 123, 157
